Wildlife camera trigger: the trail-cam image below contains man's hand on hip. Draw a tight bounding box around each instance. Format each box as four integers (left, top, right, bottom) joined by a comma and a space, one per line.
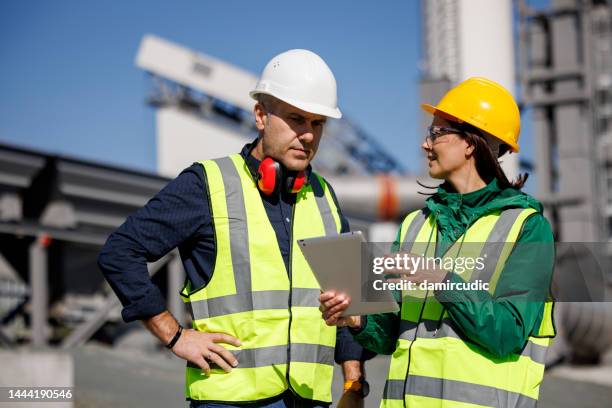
172, 329, 241, 375
143, 310, 241, 375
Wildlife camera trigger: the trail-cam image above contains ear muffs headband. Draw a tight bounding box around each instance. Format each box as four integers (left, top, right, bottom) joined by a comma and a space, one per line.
257, 157, 306, 196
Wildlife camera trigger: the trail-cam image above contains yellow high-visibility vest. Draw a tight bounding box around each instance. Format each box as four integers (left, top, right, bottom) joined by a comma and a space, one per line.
181, 154, 340, 403
382, 208, 555, 408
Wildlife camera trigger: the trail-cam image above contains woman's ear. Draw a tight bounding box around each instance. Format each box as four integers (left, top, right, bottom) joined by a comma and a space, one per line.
465, 141, 476, 158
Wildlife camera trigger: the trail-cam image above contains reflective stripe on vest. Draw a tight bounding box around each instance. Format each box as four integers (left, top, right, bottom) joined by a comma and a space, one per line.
383, 376, 538, 408
382, 207, 556, 408
182, 154, 340, 403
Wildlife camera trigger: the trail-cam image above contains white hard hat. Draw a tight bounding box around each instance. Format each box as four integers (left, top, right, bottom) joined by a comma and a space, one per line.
250, 49, 342, 119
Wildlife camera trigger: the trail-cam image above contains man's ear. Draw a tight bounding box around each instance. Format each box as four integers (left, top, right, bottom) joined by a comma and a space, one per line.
254, 102, 266, 131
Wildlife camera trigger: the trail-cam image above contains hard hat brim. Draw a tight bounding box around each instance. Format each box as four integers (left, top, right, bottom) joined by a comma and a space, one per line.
421, 103, 460, 122
250, 90, 342, 119
421, 103, 437, 115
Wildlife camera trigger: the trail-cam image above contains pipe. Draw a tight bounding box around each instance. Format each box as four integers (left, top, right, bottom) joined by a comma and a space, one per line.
326, 176, 426, 221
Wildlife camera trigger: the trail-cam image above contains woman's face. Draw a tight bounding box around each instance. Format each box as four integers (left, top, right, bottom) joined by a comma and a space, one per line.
421, 115, 473, 180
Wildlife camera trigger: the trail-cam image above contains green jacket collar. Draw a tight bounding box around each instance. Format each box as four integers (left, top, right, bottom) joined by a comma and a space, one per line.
425, 179, 543, 244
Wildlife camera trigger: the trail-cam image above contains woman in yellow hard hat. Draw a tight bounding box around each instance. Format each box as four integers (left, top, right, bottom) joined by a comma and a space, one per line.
321, 77, 556, 407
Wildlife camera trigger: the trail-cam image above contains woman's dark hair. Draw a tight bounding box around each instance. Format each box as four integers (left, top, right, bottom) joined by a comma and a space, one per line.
456, 122, 528, 190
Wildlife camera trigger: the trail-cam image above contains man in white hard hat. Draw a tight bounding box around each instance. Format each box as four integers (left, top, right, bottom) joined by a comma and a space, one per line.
99, 49, 372, 407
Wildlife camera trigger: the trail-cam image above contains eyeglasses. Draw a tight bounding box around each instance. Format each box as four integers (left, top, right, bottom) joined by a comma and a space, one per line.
425, 126, 465, 144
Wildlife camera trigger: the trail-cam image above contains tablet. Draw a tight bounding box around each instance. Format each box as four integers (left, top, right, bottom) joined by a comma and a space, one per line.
298, 231, 400, 316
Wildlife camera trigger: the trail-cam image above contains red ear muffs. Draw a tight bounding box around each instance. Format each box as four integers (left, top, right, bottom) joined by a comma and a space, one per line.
258, 157, 281, 195
257, 157, 307, 195
287, 171, 306, 194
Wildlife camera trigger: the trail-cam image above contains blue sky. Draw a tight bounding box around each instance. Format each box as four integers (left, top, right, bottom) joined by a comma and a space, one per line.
0, 0, 548, 176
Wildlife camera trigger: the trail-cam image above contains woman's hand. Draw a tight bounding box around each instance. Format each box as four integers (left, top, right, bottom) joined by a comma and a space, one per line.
319, 291, 361, 328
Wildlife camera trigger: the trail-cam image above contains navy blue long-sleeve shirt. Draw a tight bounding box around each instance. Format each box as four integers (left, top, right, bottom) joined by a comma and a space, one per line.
98, 143, 374, 362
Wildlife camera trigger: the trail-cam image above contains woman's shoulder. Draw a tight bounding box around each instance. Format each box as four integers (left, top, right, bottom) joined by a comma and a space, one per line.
518, 209, 554, 243
494, 187, 553, 242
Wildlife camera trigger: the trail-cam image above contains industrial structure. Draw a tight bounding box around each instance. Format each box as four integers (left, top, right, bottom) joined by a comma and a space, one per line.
0, 143, 185, 347
518, 0, 612, 243
517, 0, 612, 363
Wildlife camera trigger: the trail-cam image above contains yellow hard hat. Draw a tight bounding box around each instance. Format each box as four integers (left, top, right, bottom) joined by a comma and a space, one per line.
421, 77, 521, 152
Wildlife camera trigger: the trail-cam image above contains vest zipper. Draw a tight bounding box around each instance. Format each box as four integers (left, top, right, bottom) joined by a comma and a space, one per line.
285, 204, 296, 395
400, 212, 438, 408
434, 310, 445, 337
402, 290, 428, 408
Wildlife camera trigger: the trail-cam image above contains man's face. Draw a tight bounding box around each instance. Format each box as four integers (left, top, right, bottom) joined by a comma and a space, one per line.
254, 98, 327, 171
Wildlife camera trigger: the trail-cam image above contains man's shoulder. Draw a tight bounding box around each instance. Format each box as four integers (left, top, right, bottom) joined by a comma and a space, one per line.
178, 162, 205, 180
164, 163, 207, 194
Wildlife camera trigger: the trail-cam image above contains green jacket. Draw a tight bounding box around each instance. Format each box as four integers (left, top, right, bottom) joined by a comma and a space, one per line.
353, 179, 555, 357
